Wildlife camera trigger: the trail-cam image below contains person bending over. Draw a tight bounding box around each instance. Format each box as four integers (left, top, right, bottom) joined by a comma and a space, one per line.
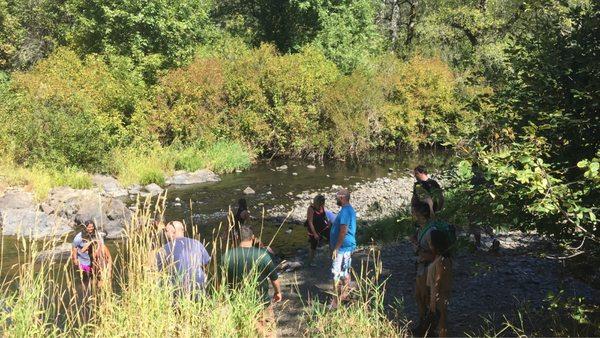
305, 194, 330, 267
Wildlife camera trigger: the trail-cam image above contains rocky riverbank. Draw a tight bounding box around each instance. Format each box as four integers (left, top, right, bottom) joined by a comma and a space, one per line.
0, 169, 221, 240
267, 174, 425, 224
275, 231, 600, 336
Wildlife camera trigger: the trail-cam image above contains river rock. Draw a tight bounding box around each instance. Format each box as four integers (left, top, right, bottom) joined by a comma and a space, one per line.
165, 169, 220, 185
243, 187, 256, 195
92, 174, 128, 198
292, 172, 298, 176
143, 183, 163, 197
276, 165, 288, 171
0, 190, 35, 210
128, 184, 142, 194
307, 165, 316, 169
36, 243, 72, 261
0, 209, 71, 238
44, 187, 132, 238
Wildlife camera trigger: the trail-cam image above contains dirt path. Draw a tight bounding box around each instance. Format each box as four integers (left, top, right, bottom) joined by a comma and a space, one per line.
274, 233, 600, 336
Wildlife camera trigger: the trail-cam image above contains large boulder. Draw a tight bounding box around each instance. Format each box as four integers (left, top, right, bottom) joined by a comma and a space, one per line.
166, 169, 220, 185
36, 243, 72, 261
92, 174, 128, 198
0, 209, 71, 238
0, 190, 35, 210
44, 187, 132, 238
142, 183, 163, 197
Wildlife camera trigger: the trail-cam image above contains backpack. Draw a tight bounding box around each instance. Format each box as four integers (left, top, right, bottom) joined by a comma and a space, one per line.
418, 219, 457, 250
413, 179, 445, 213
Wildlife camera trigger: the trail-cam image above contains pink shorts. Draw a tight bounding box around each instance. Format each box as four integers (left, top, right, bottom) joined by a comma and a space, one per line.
79, 264, 92, 273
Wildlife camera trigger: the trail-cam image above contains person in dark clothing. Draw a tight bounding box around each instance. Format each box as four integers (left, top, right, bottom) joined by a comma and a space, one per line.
222, 226, 282, 304
411, 165, 444, 218
233, 198, 251, 239
305, 194, 330, 266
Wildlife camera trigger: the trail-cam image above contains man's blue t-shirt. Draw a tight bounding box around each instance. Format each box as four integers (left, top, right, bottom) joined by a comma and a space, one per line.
157, 237, 211, 290
330, 204, 357, 253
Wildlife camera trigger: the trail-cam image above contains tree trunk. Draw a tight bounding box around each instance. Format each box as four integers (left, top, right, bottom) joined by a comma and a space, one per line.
405, 0, 419, 47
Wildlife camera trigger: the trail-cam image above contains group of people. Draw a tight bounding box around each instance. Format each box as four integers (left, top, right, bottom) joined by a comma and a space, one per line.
70, 164, 497, 336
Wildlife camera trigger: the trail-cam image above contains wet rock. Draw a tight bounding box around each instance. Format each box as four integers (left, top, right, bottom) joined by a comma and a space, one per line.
36, 243, 72, 261
276, 165, 288, 171
165, 169, 220, 185
0, 209, 71, 238
45, 187, 132, 236
243, 187, 256, 195
128, 184, 142, 195
235, 169, 243, 173
292, 172, 298, 176
143, 183, 163, 197
0, 190, 35, 210
91, 174, 128, 198
307, 165, 316, 169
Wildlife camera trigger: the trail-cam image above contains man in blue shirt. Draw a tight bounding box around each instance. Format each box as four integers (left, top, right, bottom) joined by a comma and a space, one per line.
157, 221, 211, 295
329, 188, 356, 308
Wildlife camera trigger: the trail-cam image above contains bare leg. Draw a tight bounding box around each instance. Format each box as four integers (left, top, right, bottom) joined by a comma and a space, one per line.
415, 274, 429, 323
438, 300, 448, 337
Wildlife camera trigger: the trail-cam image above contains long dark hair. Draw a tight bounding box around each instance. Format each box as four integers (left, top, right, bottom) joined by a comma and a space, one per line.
237, 198, 247, 211
430, 229, 451, 258
82, 220, 96, 240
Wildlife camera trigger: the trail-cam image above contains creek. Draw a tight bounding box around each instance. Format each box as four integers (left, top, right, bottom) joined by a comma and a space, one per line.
0, 150, 451, 280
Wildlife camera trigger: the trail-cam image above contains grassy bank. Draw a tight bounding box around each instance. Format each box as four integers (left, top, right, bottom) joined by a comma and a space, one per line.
0, 140, 253, 200
0, 198, 405, 336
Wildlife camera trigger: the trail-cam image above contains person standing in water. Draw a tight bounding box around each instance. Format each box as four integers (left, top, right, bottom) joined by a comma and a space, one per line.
157, 221, 211, 296
71, 220, 99, 289
234, 198, 250, 237
330, 189, 356, 308
305, 194, 330, 267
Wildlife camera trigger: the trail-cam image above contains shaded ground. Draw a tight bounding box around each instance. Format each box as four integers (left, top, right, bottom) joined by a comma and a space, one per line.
274, 233, 600, 336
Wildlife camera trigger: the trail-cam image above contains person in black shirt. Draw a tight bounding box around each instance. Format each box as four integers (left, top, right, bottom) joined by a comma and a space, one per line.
411, 165, 444, 218
305, 194, 330, 267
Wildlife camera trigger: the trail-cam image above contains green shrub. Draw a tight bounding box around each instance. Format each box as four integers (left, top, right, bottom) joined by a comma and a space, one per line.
0, 48, 146, 171
174, 147, 206, 172
138, 169, 166, 186
108, 146, 174, 187
200, 141, 253, 173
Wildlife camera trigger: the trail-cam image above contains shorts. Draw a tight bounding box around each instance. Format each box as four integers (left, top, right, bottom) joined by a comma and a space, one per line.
331, 251, 352, 281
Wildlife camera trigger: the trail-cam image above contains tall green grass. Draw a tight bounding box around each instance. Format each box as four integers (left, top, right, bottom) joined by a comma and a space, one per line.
304, 248, 408, 337
0, 195, 270, 336
110, 140, 253, 186
0, 161, 92, 200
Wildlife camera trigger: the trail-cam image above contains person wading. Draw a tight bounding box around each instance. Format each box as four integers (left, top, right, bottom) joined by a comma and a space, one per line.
233, 198, 250, 239
156, 221, 211, 297
305, 194, 330, 267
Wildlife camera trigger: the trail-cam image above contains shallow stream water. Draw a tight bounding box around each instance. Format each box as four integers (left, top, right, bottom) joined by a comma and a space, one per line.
1, 150, 451, 281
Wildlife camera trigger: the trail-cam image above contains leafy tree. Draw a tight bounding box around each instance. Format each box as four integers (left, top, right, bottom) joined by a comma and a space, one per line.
66, 0, 215, 68
311, 0, 384, 73
0, 0, 71, 70
453, 0, 599, 248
